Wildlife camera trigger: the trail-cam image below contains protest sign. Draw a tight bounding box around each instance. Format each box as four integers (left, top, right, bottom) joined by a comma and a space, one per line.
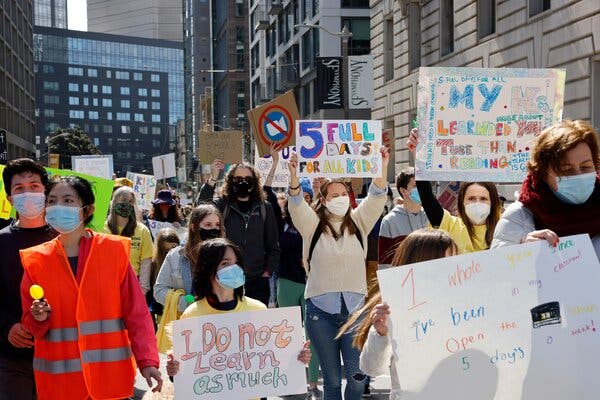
296, 120, 382, 178
126, 172, 157, 211
416, 67, 565, 182
173, 306, 306, 400
71, 154, 114, 179
254, 146, 294, 188
0, 129, 7, 164
436, 181, 460, 216
198, 130, 244, 164
146, 219, 174, 238
377, 234, 600, 400
248, 91, 299, 157
152, 153, 176, 180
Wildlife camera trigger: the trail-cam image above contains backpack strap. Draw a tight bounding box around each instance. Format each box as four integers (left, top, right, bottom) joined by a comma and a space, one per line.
261, 202, 266, 224
307, 218, 364, 271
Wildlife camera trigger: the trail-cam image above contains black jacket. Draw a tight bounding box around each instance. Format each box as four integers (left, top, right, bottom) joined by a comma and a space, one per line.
198, 183, 280, 279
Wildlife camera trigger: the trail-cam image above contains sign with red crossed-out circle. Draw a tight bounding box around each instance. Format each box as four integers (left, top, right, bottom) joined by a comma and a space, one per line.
257, 105, 294, 148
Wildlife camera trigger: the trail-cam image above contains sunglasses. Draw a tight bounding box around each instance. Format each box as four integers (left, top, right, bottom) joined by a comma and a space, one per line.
232, 176, 255, 184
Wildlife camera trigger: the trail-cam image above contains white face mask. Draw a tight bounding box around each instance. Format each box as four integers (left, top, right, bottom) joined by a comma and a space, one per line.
325, 196, 350, 217
464, 202, 491, 225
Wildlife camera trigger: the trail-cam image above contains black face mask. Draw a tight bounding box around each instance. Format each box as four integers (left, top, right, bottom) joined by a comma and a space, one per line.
199, 228, 220, 241
232, 180, 254, 198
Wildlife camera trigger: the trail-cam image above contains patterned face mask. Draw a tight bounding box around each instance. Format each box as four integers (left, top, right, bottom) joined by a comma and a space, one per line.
114, 203, 134, 218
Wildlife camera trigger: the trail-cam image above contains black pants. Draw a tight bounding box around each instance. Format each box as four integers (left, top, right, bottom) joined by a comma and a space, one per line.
0, 355, 36, 400
244, 276, 270, 307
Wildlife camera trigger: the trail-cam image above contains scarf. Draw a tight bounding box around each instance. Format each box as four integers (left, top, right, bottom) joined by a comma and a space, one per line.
519, 173, 600, 238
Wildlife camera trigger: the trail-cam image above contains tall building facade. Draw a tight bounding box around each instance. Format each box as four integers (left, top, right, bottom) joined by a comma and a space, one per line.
370, 0, 600, 176
34, 0, 67, 28
0, 0, 36, 159
34, 26, 184, 175
182, 0, 212, 179
87, 0, 183, 41
248, 0, 371, 118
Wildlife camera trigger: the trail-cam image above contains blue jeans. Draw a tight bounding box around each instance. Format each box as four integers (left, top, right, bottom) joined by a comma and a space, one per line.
305, 298, 366, 400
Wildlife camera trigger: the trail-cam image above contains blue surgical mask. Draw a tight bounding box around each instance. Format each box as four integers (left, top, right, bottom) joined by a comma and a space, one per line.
216, 264, 245, 290
12, 192, 45, 219
45, 205, 83, 234
409, 188, 421, 204
553, 172, 596, 205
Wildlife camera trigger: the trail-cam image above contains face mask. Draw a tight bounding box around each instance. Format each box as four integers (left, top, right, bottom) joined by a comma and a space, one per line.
325, 196, 350, 217
12, 192, 46, 219
45, 205, 83, 234
199, 228, 220, 241
553, 172, 596, 205
216, 264, 245, 290
464, 202, 491, 225
409, 188, 422, 204
233, 180, 254, 198
114, 202, 134, 218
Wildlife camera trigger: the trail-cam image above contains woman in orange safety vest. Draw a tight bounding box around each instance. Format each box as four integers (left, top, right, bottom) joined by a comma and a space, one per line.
20, 175, 162, 400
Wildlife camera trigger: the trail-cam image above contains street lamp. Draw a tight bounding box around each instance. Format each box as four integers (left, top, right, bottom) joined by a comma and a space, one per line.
295, 23, 353, 119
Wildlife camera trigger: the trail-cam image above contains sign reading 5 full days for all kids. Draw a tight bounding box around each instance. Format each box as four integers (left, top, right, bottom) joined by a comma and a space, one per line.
416, 67, 566, 182
377, 235, 600, 400
173, 307, 306, 400
296, 120, 382, 178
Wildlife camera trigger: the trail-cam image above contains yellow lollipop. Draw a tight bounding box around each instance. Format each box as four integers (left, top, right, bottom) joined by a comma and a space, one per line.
29, 284, 44, 300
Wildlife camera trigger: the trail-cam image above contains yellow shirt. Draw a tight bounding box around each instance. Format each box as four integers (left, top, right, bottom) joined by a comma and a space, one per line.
103, 222, 153, 275
438, 209, 488, 254
181, 296, 266, 318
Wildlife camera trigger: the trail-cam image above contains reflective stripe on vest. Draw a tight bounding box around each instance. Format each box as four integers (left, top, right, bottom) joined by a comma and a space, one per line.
33, 358, 82, 374
45, 327, 78, 342
79, 318, 125, 335
81, 346, 132, 364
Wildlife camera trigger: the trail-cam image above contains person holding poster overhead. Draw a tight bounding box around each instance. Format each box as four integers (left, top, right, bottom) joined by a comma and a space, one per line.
338, 229, 458, 400
287, 147, 390, 400
492, 119, 600, 258
408, 129, 502, 253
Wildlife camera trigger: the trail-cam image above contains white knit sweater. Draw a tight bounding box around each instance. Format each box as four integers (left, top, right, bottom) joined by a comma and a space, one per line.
360, 326, 401, 400
288, 187, 386, 299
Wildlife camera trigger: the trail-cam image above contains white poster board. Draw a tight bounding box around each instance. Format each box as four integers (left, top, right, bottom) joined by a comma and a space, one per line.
71, 155, 114, 179
126, 172, 157, 211
377, 234, 600, 400
173, 307, 307, 400
416, 67, 565, 182
295, 120, 382, 178
152, 153, 177, 179
254, 146, 294, 188
146, 219, 174, 239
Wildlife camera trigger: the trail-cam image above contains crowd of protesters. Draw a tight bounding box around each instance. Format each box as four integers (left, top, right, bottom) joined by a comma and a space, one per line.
0, 118, 598, 400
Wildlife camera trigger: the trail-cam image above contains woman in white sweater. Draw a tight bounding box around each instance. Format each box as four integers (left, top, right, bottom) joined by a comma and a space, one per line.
339, 229, 457, 400
287, 148, 389, 400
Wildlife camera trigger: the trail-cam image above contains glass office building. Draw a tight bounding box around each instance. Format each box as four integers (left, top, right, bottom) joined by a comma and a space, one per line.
34, 0, 67, 28
34, 26, 184, 174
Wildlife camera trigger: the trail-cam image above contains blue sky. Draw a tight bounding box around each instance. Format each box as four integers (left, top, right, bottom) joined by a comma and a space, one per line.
68, 0, 87, 31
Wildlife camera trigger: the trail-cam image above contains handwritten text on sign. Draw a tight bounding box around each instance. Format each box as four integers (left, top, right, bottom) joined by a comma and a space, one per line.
377, 235, 600, 400
255, 146, 295, 188
173, 307, 306, 400
296, 120, 382, 178
126, 172, 157, 211
416, 67, 565, 182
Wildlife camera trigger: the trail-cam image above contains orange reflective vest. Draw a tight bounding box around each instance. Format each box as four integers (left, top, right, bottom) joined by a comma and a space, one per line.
20, 233, 136, 400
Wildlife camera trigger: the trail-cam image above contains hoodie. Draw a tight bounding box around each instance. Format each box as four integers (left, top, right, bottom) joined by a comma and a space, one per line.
378, 205, 429, 269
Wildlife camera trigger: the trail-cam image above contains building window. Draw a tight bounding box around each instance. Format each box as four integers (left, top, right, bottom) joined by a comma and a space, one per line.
151, 114, 161, 122
93, 85, 98, 93
384, 18, 394, 81
43, 65, 55, 74
83, 98, 90, 106
103, 125, 113, 133
89, 111, 99, 119
139, 126, 148, 134
139, 101, 148, 109
88, 68, 97, 77
478, 0, 496, 38
341, 18, 370, 55
152, 101, 160, 110
139, 88, 148, 96
106, 70, 112, 78
43, 81, 59, 91
408, 4, 421, 70
69, 96, 80, 105
69, 110, 84, 119
151, 74, 160, 82
121, 100, 131, 108
93, 98, 99, 106
341, 0, 369, 7
121, 125, 131, 134
43, 109, 55, 117
152, 127, 161, 135
440, 0, 454, 56
529, 0, 550, 17
235, 0, 243, 17
133, 72, 143, 81
68, 67, 84, 76
151, 89, 160, 97
152, 139, 161, 148
116, 71, 130, 79
102, 85, 112, 94
121, 87, 130, 95
93, 138, 100, 146
134, 113, 144, 122
117, 112, 131, 121
83, 84, 89, 93
107, 112, 113, 120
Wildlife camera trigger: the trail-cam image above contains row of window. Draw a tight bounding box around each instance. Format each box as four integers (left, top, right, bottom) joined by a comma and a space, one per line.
45, 123, 164, 138
63, 67, 161, 82
66, 110, 162, 122
65, 96, 161, 109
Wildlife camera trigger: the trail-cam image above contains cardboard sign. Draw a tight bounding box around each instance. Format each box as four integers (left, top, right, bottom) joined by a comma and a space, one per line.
377, 235, 600, 400
416, 67, 565, 182
126, 172, 157, 211
248, 91, 299, 157
152, 153, 177, 180
71, 155, 114, 179
48, 154, 60, 169
198, 130, 244, 165
254, 146, 295, 188
173, 306, 307, 400
296, 120, 382, 178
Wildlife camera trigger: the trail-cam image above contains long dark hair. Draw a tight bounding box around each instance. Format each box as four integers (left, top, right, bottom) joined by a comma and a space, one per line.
338, 229, 457, 350
457, 182, 501, 248
221, 163, 266, 203
106, 186, 138, 237
46, 175, 95, 225
148, 202, 183, 223
185, 204, 224, 268
192, 238, 244, 306
315, 179, 357, 240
